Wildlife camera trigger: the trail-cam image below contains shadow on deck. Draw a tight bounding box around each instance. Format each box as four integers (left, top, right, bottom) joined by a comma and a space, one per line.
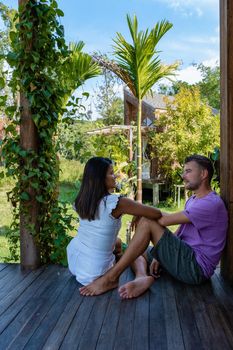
0, 263, 233, 350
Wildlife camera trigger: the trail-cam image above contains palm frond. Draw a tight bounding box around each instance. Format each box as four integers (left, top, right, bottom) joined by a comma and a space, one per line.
112, 14, 176, 98
60, 41, 101, 106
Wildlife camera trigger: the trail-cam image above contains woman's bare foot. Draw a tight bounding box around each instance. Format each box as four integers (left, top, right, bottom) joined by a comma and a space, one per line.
118, 276, 154, 299
79, 275, 118, 296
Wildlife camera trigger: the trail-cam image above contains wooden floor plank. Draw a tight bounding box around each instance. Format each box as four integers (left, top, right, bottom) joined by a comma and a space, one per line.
0, 263, 8, 272
211, 272, 233, 344
95, 288, 122, 350
113, 297, 137, 350
161, 275, 185, 350
59, 296, 98, 350
149, 278, 167, 350
131, 291, 150, 350
42, 282, 84, 350
0, 265, 58, 335
0, 266, 70, 349
23, 277, 78, 350
0, 265, 232, 349
0, 264, 25, 289
0, 267, 45, 316
185, 281, 230, 350
172, 279, 204, 350
6, 268, 71, 350
0, 265, 30, 297
77, 292, 112, 350
196, 279, 233, 350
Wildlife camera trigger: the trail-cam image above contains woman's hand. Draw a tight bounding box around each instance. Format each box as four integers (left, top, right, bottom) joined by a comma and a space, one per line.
130, 216, 141, 231
149, 258, 161, 278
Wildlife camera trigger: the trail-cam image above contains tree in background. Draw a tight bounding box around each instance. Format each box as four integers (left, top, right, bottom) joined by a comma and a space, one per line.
157, 80, 190, 96
0, 2, 16, 59
95, 69, 123, 125
0, 2, 16, 110
149, 86, 220, 183
57, 120, 96, 162
94, 15, 177, 202
195, 63, 220, 110
157, 63, 220, 110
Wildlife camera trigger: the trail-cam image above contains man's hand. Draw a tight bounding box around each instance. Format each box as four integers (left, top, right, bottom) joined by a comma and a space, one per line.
149, 258, 161, 278
130, 216, 141, 231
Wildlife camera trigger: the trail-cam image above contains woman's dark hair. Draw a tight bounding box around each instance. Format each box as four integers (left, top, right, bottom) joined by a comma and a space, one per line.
75, 157, 112, 220
184, 154, 214, 183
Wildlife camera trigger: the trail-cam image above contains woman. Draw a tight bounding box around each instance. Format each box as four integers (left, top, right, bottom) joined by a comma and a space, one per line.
67, 157, 161, 286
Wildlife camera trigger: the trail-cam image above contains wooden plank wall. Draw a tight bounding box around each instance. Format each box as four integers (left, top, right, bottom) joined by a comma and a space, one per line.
220, 0, 233, 281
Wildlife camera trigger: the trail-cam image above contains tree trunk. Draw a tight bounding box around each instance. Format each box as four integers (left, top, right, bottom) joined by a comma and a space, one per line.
19, 0, 40, 269
136, 99, 142, 202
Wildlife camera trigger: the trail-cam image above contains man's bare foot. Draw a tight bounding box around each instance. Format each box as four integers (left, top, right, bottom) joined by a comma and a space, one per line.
118, 276, 154, 299
79, 275, 118, 296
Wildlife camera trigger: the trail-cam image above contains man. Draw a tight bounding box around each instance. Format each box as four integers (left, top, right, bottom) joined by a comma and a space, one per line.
79, 155, 228, 298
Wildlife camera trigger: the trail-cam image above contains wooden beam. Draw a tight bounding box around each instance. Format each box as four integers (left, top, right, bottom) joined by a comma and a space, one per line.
220, 0, 233, 281
19, 0, 40, 269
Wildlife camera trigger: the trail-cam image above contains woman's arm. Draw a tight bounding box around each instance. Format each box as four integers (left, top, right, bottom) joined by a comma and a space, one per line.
111, 197, 162, 220
158, 211, 190, 226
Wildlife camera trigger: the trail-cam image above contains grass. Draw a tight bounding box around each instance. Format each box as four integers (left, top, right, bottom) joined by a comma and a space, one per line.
0, 183, 14, 261
0, 160, 184, 262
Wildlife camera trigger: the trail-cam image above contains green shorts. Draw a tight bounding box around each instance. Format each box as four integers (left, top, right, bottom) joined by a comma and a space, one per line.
148, 228, 207, 285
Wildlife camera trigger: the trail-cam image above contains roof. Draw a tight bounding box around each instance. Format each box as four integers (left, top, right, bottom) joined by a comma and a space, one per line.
124, 88, 174, 110
143, 93, 174, 110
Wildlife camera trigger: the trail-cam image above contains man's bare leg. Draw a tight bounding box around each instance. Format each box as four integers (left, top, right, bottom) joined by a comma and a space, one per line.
79, 218, 165, 296
118, 255, 154, 299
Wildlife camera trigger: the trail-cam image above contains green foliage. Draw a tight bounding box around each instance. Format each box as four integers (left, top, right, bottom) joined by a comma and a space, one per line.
158, 63, 220, 110
0, 3, 16, 110
60, 41, 101, 110
112, 15, 177, 99
0, 0, 98, 265
149, 86, 220, 183
59, 158, 84, 184
195, 63, 220, 110
56, 120, 96, 162
0, 2, 16, 55
112, 14, 177, 200
95, 69, 123, 125
91, 131, 136, 196
157, 80, 190, 96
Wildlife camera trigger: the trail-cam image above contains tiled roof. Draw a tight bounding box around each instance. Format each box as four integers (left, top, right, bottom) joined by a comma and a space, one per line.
143, 93, 174, 109
124, 88, 174, 109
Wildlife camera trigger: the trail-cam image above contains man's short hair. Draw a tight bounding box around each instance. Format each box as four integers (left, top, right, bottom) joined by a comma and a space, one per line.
184, 155, 214, 183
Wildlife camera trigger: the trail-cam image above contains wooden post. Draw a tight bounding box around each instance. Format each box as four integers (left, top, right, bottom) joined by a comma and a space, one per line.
19, 0, 40, 269
129, 126, 133, 162
220, 0, 233, 281
136, 98, 142, 202
152, 183, 159, 206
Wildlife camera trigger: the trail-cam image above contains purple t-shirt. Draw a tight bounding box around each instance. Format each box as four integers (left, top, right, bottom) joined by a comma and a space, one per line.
177, 191, 228, 278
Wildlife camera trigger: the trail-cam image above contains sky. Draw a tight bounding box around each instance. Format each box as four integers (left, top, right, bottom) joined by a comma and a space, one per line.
1, 0, 220, 118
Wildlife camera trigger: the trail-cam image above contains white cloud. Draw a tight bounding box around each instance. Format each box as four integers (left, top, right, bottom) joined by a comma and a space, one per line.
158, 57, 219, 87
202, 57, 219, 67
158, 0, 218, 17
186, 35, 219, 45
176, 65, 202, 83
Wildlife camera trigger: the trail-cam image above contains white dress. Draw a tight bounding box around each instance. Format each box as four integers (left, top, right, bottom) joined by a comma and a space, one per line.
67, 194, 122, 285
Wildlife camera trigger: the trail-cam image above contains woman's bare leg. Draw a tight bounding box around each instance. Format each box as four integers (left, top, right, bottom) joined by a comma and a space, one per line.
79, 218, 165, 296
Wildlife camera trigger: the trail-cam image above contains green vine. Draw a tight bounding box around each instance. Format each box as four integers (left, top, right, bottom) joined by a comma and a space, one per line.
0, 0, 76, 265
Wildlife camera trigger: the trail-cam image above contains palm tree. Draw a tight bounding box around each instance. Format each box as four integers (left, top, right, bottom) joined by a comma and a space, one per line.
93, 15, 177, 202
61, 41, 101, 109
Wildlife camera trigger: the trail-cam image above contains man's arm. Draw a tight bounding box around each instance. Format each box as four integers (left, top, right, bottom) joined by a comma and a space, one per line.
158, 211, 190, 227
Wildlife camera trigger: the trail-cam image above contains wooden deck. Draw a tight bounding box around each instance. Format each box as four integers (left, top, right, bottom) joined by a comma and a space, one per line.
1, 264, 233, 350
